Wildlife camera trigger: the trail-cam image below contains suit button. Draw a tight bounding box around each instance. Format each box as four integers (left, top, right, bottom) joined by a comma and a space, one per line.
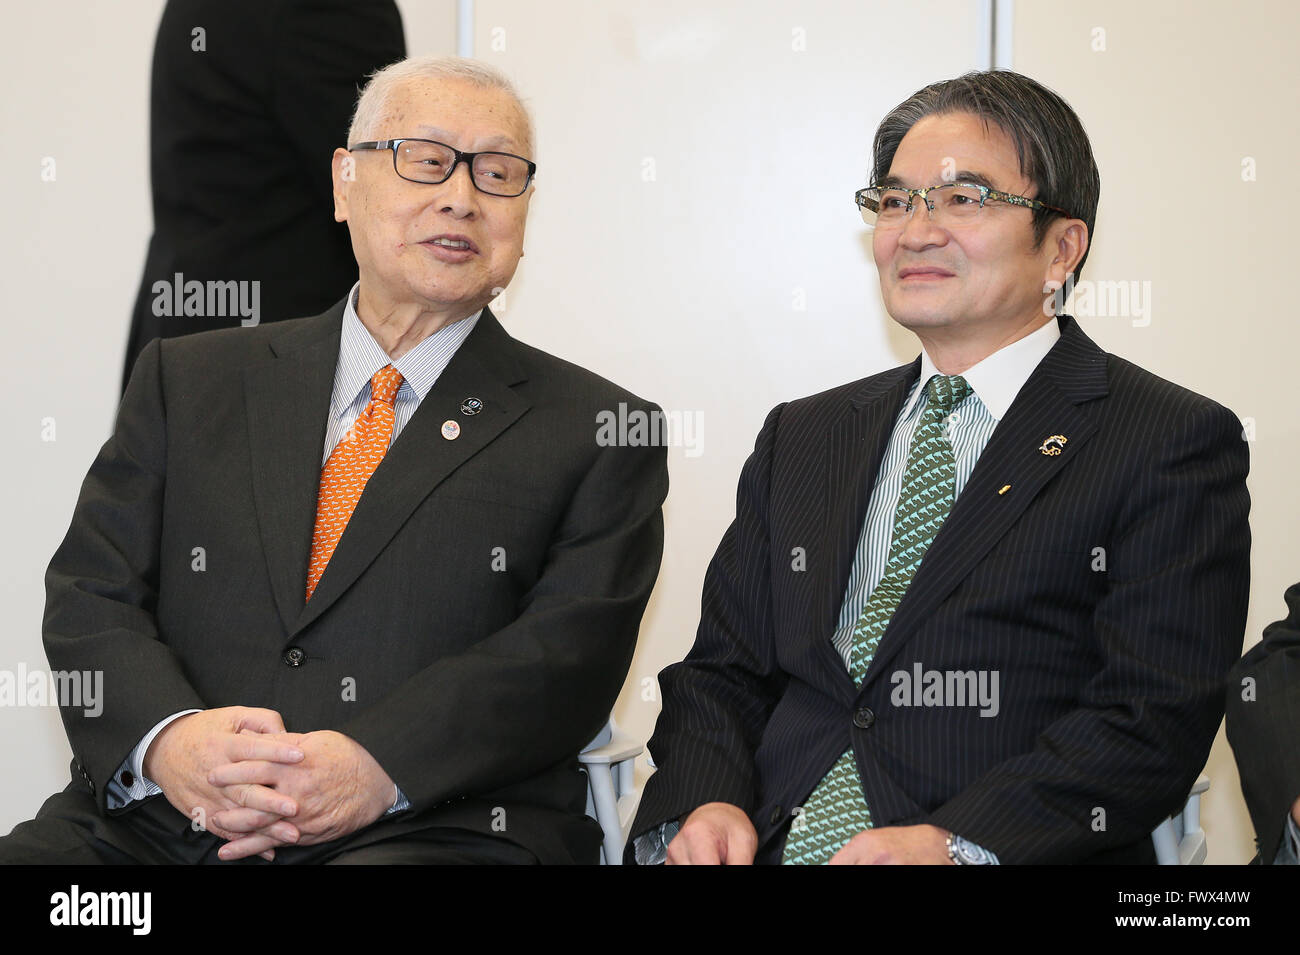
120, 770, 135, 787
769, 806, 784, 826
283, 647, 306, 667
853, 707, 875, 729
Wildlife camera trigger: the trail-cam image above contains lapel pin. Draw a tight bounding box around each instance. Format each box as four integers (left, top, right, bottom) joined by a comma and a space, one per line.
998, 484, 1011, 495
441, 420, 461, 440
1038, 434, 1068, 456
460, 397, 483, 416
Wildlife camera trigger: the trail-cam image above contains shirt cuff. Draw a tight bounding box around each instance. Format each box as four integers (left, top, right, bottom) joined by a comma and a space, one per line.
385, 785, 410, 815
105, 709, 203, 809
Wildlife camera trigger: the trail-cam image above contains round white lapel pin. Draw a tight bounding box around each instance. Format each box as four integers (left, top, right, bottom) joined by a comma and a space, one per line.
441, 420, 461, 440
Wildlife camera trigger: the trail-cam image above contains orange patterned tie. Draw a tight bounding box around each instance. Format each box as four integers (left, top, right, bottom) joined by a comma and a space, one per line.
305, 364, 405, 601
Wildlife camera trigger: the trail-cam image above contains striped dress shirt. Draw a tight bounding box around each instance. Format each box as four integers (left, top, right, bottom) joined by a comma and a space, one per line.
323, 283, 480, 463
823, 318, 1061, 863
830, 318, 1060, 668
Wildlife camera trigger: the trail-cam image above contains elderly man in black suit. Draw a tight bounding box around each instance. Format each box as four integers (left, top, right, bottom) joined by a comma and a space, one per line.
630, 70, 1250, 865
1, 56, 667, 865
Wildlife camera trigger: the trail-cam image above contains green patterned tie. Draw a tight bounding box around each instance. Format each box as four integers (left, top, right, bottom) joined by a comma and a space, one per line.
782, 374, 972, 865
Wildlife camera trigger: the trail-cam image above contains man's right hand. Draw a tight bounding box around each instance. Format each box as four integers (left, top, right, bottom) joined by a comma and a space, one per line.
142, 707, 306, 860
666, 802, 758, 865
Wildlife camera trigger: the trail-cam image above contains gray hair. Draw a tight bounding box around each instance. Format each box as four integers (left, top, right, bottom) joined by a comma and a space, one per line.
872, 70, 1100, 285
347, 55, 535, 157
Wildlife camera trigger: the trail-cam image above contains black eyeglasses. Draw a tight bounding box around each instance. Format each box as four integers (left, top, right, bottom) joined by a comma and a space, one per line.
348, 138, 536, 197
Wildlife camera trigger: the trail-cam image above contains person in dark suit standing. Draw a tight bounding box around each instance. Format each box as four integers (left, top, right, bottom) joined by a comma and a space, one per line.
121, 0, 406, 394
1226, 583, 1300, 864
1, 56, 667, 864
629, 70, 1250, 865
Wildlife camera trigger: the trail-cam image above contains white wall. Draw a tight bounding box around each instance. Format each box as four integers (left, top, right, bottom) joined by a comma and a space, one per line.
2, 0, 1293, 867
1, 0, 171, 822
1013, 0, 1300, 864
470, 0, 984, 825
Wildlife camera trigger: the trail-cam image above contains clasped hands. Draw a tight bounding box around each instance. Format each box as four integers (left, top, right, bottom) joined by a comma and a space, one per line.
143, 707, 396, 861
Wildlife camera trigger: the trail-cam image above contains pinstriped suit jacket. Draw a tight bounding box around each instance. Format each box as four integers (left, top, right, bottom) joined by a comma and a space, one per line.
632, 314, 1250, 864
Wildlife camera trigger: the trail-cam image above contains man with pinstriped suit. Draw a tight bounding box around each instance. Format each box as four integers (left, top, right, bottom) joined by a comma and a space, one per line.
629, 71, 1250, 865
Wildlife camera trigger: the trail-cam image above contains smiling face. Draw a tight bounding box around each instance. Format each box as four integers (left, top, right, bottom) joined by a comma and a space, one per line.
873, 111, 1085, 357
332, 76, 533, 321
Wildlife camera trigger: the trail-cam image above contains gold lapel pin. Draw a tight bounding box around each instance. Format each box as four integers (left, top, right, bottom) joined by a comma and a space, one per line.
998, 484, 1011, 495
1038, 434, 1068, 456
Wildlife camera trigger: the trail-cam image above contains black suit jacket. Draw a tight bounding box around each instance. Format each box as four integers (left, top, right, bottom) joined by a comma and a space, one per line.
1225, 583, 1300, 863
123, 0, 405, 391
631, 315, 1250, 864
47, 300, 668, 864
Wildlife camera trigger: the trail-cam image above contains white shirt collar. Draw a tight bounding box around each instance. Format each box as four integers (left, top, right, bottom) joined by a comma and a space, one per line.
904, 317, 1061, 422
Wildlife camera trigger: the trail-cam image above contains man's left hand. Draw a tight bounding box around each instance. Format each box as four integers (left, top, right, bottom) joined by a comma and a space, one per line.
829, 824, 953, 865
206, 729, 396, 861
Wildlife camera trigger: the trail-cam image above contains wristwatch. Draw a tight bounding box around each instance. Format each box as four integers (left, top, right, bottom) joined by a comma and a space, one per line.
946, 831, 998, 865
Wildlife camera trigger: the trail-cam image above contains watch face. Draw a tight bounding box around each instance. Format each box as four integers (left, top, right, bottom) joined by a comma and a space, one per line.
951, 835, 993, 865
959, 845, 988, 864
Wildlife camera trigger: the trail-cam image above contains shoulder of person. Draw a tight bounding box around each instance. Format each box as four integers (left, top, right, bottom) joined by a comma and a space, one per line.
503, 334, 663, 417
1100, 351, 1242, 434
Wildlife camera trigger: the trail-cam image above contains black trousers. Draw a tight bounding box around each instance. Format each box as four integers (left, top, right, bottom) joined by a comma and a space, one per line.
0, 786, 539, 865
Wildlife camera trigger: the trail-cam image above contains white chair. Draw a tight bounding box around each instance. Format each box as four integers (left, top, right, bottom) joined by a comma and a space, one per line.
579, 717, 643, 864
1151, 774, 1210, 864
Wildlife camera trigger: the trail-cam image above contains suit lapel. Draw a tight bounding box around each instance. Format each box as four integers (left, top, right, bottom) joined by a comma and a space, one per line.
810, 362, 919, 702
860, 316, 1109, 686
244, 304, 343, 638
292, 307, 530, 636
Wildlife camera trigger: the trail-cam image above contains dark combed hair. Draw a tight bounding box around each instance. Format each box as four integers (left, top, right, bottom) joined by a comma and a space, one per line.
872, 70, 1100, 284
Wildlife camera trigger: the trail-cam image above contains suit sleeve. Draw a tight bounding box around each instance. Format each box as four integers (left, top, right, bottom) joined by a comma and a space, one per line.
1225, 582, 1300, 864
336, 414, 668, 812
627, 404, 791, 848
928, 401, 1251, 862
43, 340, 209, 812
